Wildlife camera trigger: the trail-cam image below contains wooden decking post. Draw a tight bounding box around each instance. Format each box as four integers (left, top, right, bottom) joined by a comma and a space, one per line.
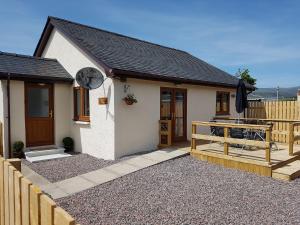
191, 123, 197, 151
265, 128, 271, 164
224, 127, 229, 155
288, 123, 294, 156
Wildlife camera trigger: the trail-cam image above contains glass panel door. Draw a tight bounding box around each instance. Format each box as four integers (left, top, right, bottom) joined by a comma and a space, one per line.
160, 88, 186, 142
25, 83, 54, 147
160, 89, 172, 120
174, 91, 184, 138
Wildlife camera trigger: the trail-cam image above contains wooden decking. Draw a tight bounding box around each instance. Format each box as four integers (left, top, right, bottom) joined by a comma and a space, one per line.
191, 142, 300, 180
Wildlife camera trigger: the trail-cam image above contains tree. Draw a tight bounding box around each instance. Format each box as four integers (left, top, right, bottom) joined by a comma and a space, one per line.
236, 68, 256, 86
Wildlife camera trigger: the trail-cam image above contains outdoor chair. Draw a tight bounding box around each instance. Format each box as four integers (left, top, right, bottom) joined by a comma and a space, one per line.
229, 128, 246, 149
209, 120, 224, 146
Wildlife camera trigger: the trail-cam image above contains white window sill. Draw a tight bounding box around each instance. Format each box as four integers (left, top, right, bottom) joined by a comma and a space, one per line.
73, 121, 90, 125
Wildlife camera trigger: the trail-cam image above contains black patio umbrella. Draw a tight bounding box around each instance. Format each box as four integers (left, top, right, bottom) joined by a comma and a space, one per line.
235, 79, 248, 118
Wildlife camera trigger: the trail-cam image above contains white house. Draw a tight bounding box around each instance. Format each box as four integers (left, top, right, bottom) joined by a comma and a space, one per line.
0, 16, 253, 160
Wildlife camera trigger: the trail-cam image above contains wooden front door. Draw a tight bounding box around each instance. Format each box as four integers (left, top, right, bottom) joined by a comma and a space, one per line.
25, 83, 54, 147
160, 87, 187, 142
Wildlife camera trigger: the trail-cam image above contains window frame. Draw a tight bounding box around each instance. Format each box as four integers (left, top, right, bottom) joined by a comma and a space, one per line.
216, 91, 230, 115
73, 87, 90, 122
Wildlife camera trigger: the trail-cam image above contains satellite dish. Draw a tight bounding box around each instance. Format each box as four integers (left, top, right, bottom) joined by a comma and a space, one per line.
76, 67, 104, 89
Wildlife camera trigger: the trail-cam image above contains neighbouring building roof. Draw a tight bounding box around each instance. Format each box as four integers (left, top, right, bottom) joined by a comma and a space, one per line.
35, 16, 254, 89
0, 52, 73, 82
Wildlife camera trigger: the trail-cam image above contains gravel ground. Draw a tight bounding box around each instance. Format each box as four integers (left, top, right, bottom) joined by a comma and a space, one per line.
57, 155, 300, 225
22, 153, 134, 182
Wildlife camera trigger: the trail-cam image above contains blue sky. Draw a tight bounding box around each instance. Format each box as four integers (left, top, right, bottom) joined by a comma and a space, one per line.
1, 0, 300, 88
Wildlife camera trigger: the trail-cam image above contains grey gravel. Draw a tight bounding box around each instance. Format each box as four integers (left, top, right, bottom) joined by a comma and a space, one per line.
57, 155, 300, 225
22, 153, 132, 182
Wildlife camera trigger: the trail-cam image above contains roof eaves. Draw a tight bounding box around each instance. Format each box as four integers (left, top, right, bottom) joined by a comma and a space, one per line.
0, 71, 74, 83
111, 68, 243, 89
33, 17, 53, 57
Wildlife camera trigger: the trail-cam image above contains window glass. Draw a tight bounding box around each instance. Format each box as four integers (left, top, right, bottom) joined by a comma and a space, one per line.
28, 88, 49, 117
74, 87, 90, 121
84, 89, 90, 116
216, 92, 230, 115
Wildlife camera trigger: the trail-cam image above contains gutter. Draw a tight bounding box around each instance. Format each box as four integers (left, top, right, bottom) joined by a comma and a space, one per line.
110, 68, 256, 91
6, 73, 11, 158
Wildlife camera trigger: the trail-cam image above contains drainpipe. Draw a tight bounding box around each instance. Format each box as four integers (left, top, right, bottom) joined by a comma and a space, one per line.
7, 73, 11, 158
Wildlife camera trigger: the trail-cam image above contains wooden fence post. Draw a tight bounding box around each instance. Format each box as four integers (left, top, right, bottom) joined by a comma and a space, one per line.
30, 185, 42, 225
9, 165, 17, 225
21, 178, 32, 225
191, 123, 196, 151
7, 159, 21, 172
265, 128, 271, 164
0, 122, 3, 157
224, 127, 229, 155
14, 171, 22, 225
41, 195, 56, 225
54, 207, 75, 225
4, 162, 10, 225
289, 123, 294, 156
0, 158, 4, 225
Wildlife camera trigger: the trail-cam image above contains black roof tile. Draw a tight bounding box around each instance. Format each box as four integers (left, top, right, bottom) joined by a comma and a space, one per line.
45, 17, 247, 88
0, 52, 73, 82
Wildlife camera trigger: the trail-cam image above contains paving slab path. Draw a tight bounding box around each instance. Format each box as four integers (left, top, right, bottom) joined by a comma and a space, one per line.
24, 147, 189, 199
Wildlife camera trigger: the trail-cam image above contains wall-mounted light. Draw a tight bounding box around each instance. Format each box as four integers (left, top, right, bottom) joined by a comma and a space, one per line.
124, 84, 130, 93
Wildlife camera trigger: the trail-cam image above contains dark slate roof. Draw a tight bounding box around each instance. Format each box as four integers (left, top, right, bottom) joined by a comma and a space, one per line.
37, 17, 253, 89
0, 52, 73, 82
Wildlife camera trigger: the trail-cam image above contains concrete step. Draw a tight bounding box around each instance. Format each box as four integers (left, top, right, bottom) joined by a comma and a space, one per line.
26, 153, 71, 163
272, 160, 300, 181
25, 147, 65, 157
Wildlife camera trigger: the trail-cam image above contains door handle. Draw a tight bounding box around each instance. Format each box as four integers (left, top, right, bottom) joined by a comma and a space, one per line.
49, 110, 53, 118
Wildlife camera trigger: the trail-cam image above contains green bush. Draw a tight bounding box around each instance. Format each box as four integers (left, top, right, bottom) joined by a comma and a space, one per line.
62, 137, 74, 152
13, 141, 24, 158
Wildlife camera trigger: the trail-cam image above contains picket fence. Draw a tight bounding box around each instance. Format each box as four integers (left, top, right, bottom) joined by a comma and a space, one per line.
247, 100, 300, 144
0, 157, 78, 225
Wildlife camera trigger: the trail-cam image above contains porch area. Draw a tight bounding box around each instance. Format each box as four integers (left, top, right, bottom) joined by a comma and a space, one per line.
190, 120, 300, 181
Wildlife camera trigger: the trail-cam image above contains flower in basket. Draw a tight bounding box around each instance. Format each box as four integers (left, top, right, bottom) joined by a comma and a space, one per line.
123, 94, 138, 105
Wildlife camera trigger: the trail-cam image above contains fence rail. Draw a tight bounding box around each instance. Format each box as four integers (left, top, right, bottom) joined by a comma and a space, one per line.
191, 121, 273, 164
0, 157, 78, 225
247, 100, 300, 144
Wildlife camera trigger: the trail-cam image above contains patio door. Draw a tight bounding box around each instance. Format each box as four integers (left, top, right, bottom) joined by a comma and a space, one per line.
25, 83, 54, 147
160, 87, 187, 142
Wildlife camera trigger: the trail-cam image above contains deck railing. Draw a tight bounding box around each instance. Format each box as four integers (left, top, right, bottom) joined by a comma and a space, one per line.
289, 122, 300, 155
214, 117, 300, 144
191, 121, 273, 164
0, 157, 78, 225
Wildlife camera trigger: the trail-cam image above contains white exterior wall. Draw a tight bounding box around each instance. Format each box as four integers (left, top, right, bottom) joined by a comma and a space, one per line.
54, 83, 72, 147
114, 78, 237, 158
10, 81, 26, 146
42, 28, 115, 159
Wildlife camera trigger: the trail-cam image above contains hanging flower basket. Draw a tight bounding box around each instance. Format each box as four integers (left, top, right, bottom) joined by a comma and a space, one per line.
123, 94, 138, 105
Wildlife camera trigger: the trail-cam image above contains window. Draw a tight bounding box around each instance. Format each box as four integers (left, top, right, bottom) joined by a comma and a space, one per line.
74, 87, 90, 121
216, 91, 230, 115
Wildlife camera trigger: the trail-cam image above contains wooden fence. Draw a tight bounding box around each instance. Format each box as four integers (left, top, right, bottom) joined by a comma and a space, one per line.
0, 122, 3, 157
0, 157, 78, 225
247, 100, 300, 144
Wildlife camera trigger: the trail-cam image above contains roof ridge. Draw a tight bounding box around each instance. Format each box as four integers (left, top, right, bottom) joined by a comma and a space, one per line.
48, 16, 189, 54
0, 51, 57, 62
